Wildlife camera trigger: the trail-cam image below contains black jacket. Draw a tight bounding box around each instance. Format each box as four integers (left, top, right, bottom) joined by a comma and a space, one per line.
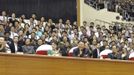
73, 48, 91, 57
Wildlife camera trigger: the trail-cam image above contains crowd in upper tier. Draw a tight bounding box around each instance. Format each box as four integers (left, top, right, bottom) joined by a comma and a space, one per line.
85, 0, 134, 21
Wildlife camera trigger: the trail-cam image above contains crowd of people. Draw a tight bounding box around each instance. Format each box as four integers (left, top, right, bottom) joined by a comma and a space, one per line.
0, 11, 134, 60
108, 0, 134, 21
84, 0, 134, 21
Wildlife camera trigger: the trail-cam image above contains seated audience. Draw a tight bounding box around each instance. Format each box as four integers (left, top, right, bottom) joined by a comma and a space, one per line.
73, 41, 91, 57
0, 11, 134, 61
0, 36, 10, 52
22, 38, 35, 54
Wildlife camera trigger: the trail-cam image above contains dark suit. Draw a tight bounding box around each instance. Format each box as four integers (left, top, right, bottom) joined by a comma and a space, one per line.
92, 49, 99, 58
59, 46, 68, 56
10, 43, 23, 53
5, 37, 14, 53
9, 18, 17, 27
99, 46, 105, 52
73, 48, 91, 57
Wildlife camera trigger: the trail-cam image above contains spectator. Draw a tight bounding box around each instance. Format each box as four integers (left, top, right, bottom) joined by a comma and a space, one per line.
0, 24, 4, 36
4, 31, 14, 53
22, 38, 35, 54
35, 39, 43, 50
11, 36, 23, 54
0, 11, 134, 61
73, 41, 91, 57
51, 42, 61, 56
0, 35, 10, 52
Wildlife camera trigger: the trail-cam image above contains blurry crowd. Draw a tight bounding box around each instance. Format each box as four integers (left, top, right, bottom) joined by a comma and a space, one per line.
0, 11, 134, 60
84, 0, 134, 21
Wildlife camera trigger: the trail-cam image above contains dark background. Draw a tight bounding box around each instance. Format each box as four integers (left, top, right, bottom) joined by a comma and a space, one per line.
0, 0, 77, 23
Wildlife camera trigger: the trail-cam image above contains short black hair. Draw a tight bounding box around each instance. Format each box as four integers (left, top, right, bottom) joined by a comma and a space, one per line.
4, 31, 10, 35
62, 31, 67, 34
78, 40, 85, 44
97, 27, 101, 30
90, 25, 93, 28
0, 35, 4, 38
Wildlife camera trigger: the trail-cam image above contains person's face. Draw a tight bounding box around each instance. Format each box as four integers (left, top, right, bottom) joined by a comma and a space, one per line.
30, 18, 34, 23
80, 27, 84, 31
0, 37, 4, 44
112, 46, 117, 53
96, 44, 100, 48
89, 27, 93, 31
48, 19, 52, 23
111, 41, 116, 45
85, 43, 89, 48
84, 38, 88, 42
59, 19, 63, 23
102, 26, 106, 30
0, 25, 4, 31
63, 37, 67, 42
18, 31, 23, 36
38, 40, 43, 45
97, 28, 101, 32
32, 14, 36, 19
66, 20, 70, 24
96, 25, 100, 28
41, 17, 45, 22
73, 29, 77, 33
45, 26, 49, 31
121, 42, 125, 47
13, 37, 18, 43
111, 30, 114, 34
93, 40, 97, 45
103, 41, 107, 46
36, 26, 39, 31
5, 33, 10, 38
52, 43, 57, 50
78, 42, 85, 49
21, 14, 25, 19
15, 22, 19, 26
73, 21, 77, 25
83, 22, 87, 26
41, 35, 45, 40
2, 11, 6, 16
12, 13, 16, 18
25, 39, 30, 45
31, 33, 35, 38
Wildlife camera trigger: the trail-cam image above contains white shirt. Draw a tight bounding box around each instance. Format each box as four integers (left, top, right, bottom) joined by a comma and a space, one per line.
0, 16, 8, 22
14, 43, 18, 52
